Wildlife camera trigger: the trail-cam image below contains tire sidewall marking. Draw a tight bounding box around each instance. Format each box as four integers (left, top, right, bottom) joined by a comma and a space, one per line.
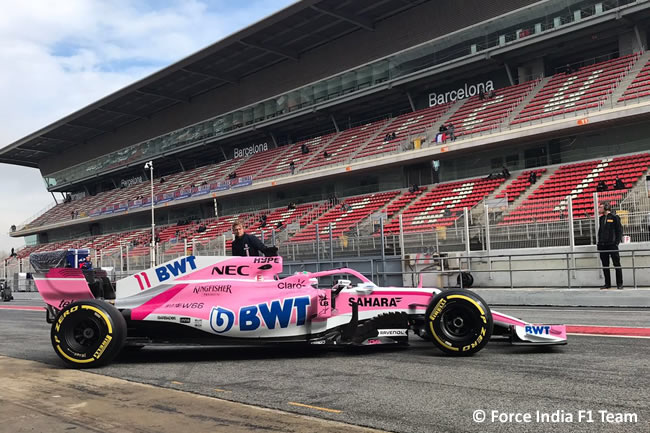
428, 294, 487, 351
54, 303, 114, 363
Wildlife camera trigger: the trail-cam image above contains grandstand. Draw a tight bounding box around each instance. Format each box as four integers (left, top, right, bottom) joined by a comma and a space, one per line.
4, 0, 650, 287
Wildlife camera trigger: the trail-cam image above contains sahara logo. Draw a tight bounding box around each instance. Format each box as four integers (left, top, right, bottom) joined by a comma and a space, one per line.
348, 297, 402, 307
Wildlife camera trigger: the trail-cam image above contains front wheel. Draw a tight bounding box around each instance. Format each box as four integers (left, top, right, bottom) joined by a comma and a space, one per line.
51, 300, 126, 368
425, 289, 492, 356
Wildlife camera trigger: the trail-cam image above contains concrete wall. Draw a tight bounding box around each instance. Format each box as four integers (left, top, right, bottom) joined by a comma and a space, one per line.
619, 28, 647, 56
409, 244, 650, 288
41, 0, 539, 175
517, 58, 545, 83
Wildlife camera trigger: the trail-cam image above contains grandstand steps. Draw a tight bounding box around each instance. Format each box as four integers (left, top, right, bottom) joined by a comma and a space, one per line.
469, 177, 514, 223
354, 187, 424, 235
297, 201, 331, 228
620, 165, 650, 204
290, 191, 400, 242
234, 144, 287, 181
223, 155, 252, 180
423, 98, 466, 140
345, 117, 398, 163
503, 76, 551, 126
256, 144, 290, 175
258, 205, 326, 244
295, 134, 340, 172
611, 50, 650, 106
497, 165, 559, 221
435, 98, 466, 128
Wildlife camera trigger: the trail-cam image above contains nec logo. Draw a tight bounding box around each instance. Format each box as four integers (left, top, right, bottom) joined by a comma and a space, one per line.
211, 265, 250, 276
525, 325, 550, 335
155, 256, 197, 282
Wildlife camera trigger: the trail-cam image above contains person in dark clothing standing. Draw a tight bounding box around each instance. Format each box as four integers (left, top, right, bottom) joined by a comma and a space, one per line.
597, 202, 623, 289
231, 221, 278, 257
447, 122, 455, 141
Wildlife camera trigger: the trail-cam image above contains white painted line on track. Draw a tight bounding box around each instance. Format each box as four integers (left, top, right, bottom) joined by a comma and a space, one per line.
568, 333, 650, 339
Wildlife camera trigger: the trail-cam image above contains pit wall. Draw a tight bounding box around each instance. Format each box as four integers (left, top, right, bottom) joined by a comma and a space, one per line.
407, 243, 650, 289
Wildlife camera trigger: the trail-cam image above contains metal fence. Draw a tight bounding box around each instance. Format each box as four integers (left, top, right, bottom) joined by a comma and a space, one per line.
265, 188, 650, 262
6, 183, 649, 289
400, 248, 650, 289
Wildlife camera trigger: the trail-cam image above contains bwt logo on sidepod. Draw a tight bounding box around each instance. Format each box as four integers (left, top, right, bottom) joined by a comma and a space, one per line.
210, 296, 310, 333
155, 256, 197, 282
525, 325, 550, 335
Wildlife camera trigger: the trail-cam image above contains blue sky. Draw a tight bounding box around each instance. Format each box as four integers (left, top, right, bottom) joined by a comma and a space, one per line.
0, 0, 295, 255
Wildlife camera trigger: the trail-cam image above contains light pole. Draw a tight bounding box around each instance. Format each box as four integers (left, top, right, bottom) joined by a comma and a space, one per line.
144, 161, 156, 268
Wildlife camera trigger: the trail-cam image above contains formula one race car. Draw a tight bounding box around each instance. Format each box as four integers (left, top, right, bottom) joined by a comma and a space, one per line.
1, 279, 13, 302
32, 254, 567, 368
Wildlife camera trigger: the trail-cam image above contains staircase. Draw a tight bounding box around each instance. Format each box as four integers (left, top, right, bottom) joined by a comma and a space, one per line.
422, 98, 466, 142
254, 145, 294, 177
620, 165, 650, 207
497, 165, 559, 221
353, 187, 427, 235
469, 177, 513, 223
503, 76, 551, 126
609, 50, 650, 106
435, 98, 466, 130
345, 117, 398, 162
297, 202, 331, 228
295, 134, 340, 171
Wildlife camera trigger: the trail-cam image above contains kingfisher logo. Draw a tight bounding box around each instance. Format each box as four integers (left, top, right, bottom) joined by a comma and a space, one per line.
209, 296, 311, 333
155, 256, 197, 282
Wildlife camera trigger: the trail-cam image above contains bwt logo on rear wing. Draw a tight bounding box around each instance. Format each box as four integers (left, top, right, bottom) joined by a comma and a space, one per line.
156, 256, 197, 282
134, 256, 198, 290
117, 256, 283, 299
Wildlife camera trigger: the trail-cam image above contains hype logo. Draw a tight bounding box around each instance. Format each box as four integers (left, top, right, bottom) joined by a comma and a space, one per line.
210, 306, 235, 333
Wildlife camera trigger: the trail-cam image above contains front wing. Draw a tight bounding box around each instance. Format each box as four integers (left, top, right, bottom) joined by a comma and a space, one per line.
492, 310, 567, 345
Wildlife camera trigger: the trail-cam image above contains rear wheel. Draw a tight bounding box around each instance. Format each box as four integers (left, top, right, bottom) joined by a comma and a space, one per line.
51, 300, 126, 368
425, 289, 492, 356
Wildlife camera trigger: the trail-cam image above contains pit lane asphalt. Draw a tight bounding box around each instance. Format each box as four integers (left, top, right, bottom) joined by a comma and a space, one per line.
1, 304, 648, 433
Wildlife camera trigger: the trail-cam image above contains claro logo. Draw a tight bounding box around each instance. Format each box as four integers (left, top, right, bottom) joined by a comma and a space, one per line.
211, 265, 250, 276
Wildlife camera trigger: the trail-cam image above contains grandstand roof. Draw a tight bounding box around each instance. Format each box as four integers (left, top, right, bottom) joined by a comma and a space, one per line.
0, 0, 429, 169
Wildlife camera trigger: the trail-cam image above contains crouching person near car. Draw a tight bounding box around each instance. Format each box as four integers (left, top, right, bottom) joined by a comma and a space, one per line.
597, 201, 623, 289
231, 220, 278, 257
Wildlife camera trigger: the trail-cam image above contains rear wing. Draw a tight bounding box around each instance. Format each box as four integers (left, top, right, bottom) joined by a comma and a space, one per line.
33, 268, 95, 310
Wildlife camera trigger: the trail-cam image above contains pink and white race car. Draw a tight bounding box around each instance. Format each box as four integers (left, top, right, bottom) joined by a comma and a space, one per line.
33, 255, 567, 368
